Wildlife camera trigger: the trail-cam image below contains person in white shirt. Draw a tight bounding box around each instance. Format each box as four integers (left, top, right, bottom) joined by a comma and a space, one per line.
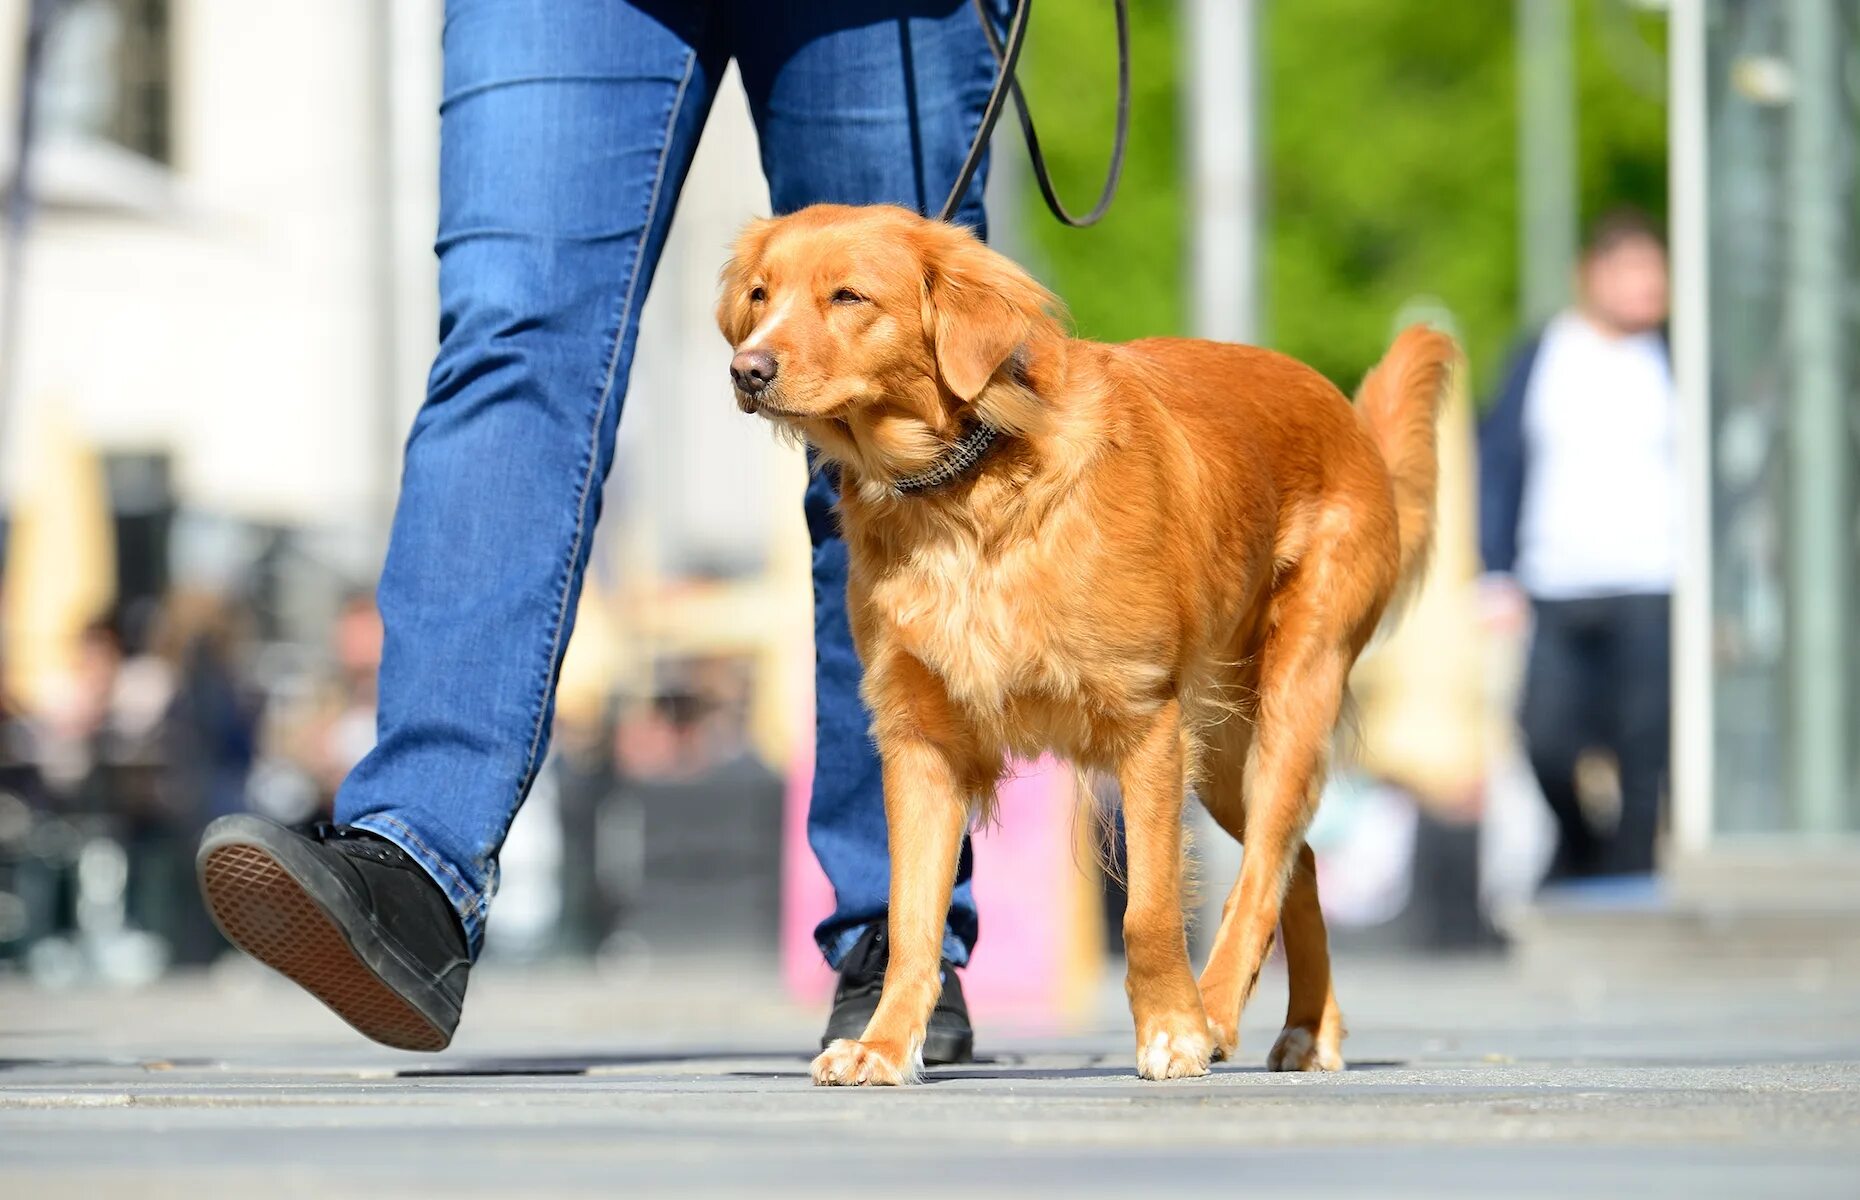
1479, 210, 1675, 884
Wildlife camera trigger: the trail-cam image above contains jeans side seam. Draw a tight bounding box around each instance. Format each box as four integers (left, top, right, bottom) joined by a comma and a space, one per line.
516, 46, 698, 802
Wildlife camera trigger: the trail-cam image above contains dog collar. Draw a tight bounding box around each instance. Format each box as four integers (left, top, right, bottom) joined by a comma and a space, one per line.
891, 422, 1002, 496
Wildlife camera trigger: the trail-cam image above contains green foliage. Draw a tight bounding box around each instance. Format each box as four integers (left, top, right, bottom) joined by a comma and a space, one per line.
1573, 0, 1669, 231
1265, 0, 1519, 391
1017, 0, 1669, 398
1016, 0, 1184, 342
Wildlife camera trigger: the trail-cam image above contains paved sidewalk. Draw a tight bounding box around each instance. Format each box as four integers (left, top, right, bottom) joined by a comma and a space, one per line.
3, 954, 1857, 1198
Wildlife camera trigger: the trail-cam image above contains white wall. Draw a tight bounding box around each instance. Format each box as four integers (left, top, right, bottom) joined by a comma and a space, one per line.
8, 1, 379, 526
3, 0, 798, 577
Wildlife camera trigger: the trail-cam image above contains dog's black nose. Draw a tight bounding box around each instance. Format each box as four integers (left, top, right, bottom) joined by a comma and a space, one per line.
731, 349, 777, 395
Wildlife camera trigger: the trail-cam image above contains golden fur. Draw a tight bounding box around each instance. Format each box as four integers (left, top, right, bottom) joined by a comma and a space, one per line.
718, 204, 1458, 1085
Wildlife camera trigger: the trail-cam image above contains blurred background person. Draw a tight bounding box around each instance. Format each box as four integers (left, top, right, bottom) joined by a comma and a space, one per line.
141, 590, 261, 963
1478, 209, 1675, 889
310, 591, 384, 809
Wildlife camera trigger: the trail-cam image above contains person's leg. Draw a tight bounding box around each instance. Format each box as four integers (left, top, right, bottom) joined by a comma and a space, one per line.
1599, 593, 1671, 876
202, 3, 735, 1050
1520, 599, 1603, 883
336, 0, 729, 956
734, 0, 1001, 970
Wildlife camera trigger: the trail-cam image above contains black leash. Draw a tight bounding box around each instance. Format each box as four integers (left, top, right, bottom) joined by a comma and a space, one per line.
939, 0, 1131, 228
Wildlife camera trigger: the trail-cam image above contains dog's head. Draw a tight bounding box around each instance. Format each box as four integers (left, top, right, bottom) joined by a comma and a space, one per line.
716, 204, 1062, 485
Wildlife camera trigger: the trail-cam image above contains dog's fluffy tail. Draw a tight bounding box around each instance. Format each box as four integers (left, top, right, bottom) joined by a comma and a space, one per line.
1355, 324, 1460, 600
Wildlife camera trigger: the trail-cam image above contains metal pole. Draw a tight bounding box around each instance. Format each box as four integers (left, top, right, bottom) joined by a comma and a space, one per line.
1516, 0, 1578, 326
1184, 0, 1259, 345
0, 0, 61, 507
1667, 0, 1713, 853
1784, 0, 1848, 834
1182, 0, 1258, 944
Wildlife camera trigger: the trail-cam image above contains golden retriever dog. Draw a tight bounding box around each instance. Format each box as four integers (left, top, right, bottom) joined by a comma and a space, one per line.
717, 204, 1456, 1086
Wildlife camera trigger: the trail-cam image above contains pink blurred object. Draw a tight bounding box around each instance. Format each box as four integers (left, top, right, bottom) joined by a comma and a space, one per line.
780, 744, 1086, 1027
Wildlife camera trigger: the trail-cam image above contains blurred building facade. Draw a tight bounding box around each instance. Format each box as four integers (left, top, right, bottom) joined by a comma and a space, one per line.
1670, 0, 1860, 852
0, 0, 821, 972
1, 0, 815, 740
8, 0, 400, 540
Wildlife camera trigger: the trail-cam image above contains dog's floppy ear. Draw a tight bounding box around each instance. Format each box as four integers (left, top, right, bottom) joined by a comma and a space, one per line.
925, 230, 1057, 402
716, 218, 775, 345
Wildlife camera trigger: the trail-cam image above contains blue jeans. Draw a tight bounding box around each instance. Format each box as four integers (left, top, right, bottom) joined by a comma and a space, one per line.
336, 0, 993, 969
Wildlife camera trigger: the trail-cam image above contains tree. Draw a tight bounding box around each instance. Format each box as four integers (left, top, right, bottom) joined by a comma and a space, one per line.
1020, 0, 1668, 397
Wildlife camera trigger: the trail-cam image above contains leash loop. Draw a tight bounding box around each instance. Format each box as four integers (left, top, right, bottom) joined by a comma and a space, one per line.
939, 0, 1131, 229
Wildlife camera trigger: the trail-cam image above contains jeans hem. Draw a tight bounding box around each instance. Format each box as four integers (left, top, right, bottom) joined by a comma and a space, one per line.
821, 922, 972, 971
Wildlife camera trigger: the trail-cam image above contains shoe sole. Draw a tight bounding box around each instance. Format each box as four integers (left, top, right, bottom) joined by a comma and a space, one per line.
198, 820, 456, 1052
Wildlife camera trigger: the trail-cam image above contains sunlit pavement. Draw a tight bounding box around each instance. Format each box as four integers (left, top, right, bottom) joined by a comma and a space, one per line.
3, 953, 1857, 1198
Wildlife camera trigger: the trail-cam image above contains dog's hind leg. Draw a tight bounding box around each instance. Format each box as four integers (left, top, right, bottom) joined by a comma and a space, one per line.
1118, 700, 1216, 1080
1193, 720, 1257, 1063
1202, 733, 1345, 1070
1195, 724, 1343, 1069
1196, 589, 1355, 1073
1268, 842, 1346, 1070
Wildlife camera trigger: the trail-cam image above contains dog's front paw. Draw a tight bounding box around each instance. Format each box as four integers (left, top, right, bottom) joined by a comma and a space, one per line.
1266, 1024, 1344, 1072
1134, 1024, 1214, 1081
811, 1038, 919, 1087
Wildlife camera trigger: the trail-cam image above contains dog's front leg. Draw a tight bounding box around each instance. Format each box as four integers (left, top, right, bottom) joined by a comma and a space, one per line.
811, 735, 968, 1087
1120, 701, 1216, 1080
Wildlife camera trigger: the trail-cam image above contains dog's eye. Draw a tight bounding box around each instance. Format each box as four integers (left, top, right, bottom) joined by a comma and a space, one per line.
831, 288, 866, 305
749, 286, 767, 304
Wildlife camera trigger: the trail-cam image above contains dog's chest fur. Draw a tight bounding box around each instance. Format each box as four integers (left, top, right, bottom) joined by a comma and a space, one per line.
868, 523, 1168, 760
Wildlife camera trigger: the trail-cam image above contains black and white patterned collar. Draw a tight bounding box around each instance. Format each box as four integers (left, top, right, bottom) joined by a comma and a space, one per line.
890, 422, 1002, 496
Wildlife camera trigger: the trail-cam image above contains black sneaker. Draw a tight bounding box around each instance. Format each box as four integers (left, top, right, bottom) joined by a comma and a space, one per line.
820, 923, 974, 1065
197, 814, 470, 1052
